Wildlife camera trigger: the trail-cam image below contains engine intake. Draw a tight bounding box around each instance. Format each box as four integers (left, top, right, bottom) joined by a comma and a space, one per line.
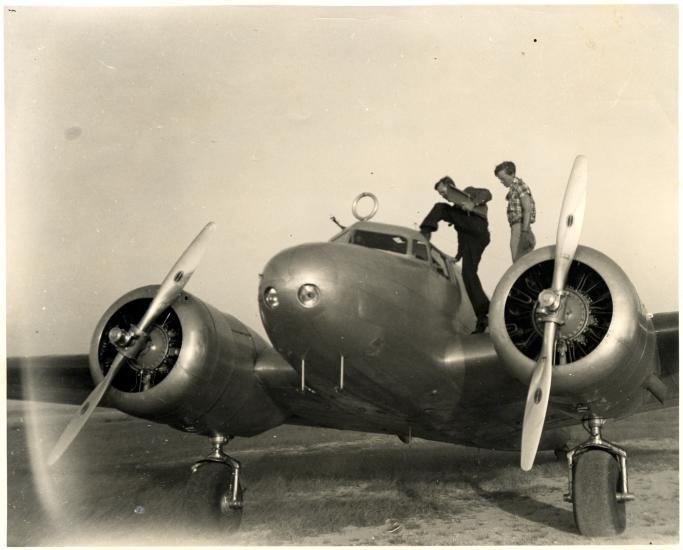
89, 285, 287, 436
97, 297, 183, 393
490, 246, 660, 417
504, 257, 613, 364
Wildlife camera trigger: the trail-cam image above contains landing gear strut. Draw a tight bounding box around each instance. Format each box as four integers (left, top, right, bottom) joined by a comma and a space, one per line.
564, 417, 634, 536
183, 434, 244, 532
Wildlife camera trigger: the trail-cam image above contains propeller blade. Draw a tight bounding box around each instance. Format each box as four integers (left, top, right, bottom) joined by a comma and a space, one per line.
137, 222, 216, 332
47, 352, 127, 466
520, 322, 557, 471
552, 155, 587, 291
48, 222, 216, 466
519, 155, 587, 470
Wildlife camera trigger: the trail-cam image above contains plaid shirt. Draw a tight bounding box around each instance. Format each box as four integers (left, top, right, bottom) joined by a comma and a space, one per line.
506, 178, 536, 225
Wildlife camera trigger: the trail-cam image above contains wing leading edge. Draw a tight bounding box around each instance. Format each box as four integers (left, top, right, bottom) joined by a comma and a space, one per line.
7, 355, 94, 406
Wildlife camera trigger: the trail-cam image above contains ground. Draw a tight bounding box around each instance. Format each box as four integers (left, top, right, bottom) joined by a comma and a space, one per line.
6, 400, 678, 546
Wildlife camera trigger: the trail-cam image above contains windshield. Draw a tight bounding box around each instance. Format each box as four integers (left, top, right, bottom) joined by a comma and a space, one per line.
350, 229, 408, 254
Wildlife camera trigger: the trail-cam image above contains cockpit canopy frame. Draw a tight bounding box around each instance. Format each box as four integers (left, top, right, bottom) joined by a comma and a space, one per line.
330, 221, 455, 280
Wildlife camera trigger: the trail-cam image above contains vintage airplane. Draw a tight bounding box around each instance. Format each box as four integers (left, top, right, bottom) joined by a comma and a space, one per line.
7, 156, 678, 538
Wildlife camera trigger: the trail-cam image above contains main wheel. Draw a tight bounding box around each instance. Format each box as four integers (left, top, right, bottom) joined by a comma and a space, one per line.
182, 461, 243, 532
572, 450, 626, 536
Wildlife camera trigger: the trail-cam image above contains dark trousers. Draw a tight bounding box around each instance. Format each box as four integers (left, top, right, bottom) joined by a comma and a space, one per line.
420, 203, 491, 319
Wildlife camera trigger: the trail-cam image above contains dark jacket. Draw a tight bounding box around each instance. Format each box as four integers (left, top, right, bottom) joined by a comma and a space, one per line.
448, 186, 492, 261
443, 185, 492, 220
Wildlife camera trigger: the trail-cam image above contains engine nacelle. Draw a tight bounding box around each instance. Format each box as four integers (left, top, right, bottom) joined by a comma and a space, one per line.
489, 246, 660, 418
89, 285, 288, 436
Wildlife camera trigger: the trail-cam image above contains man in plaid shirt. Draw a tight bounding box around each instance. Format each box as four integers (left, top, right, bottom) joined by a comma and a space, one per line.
494, 161, 536, 262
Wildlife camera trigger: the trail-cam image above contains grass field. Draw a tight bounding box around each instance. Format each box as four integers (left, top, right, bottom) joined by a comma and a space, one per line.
7, 400, 678, 546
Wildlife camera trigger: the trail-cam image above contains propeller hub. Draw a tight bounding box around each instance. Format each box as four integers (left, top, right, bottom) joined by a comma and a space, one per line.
99, 298, 184, 391
538, 289, 560, 311
533, 287, 591, 342
135, 325, 172, 371
108, 327, 132, 347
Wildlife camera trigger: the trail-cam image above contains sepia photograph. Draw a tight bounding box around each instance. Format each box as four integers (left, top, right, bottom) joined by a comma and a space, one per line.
5, 3, 678, 546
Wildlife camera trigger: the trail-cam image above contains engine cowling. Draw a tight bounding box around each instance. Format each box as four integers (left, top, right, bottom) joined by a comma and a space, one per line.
489, 245, 660, 418
88, 285, 288, 436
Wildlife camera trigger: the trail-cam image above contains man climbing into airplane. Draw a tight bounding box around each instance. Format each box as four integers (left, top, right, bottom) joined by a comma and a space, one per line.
420, 176, 492, 334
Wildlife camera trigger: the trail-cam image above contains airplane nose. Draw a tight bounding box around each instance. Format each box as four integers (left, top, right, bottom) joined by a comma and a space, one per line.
258, 241, 385, 362
259, 243, 339, 317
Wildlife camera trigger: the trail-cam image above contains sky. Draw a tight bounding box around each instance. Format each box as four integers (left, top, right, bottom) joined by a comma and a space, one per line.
4, 4, 678, 356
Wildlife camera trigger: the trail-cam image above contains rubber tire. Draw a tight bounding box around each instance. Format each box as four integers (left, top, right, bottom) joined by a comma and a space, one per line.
182, 461, 243, 532
572, 450, 626, 537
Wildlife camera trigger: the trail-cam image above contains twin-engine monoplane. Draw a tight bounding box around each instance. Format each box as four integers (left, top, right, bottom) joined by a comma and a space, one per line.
8, 156, 678, 537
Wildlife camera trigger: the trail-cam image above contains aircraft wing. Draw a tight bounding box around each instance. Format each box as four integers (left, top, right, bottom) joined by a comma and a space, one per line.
650, 311, 679, 402
7, 354, 95, 406
653, 312, 678, 379
9, 310, 676, 455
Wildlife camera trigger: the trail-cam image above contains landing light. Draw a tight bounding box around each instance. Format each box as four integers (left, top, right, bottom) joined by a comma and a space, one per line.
297, 284, 321, 308
264, 287, 279, 309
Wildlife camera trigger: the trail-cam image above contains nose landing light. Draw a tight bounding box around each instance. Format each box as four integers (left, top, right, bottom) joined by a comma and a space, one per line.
264, 287, 280, 309
297, 284, 321, 308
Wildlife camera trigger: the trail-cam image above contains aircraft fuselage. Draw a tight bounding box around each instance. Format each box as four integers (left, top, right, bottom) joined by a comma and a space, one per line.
258, 222, 531, 449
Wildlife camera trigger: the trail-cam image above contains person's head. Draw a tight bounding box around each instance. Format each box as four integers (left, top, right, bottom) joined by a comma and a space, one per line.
495, 161, 516, 187
434, 176, 455, 198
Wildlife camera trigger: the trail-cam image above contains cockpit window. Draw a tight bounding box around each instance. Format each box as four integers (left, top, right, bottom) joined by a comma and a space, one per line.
351, 230, 408, 254
413, 241, 429, 261
430, 247, 450, 278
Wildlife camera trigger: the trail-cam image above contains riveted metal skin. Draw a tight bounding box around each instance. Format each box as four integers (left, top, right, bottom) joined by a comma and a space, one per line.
490, 245, 659, 418
89, 285, 288, 436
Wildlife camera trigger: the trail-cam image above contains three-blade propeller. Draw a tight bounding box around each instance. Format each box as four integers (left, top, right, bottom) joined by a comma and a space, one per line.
520, 155, 587, 471
47, 222, 216, 466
